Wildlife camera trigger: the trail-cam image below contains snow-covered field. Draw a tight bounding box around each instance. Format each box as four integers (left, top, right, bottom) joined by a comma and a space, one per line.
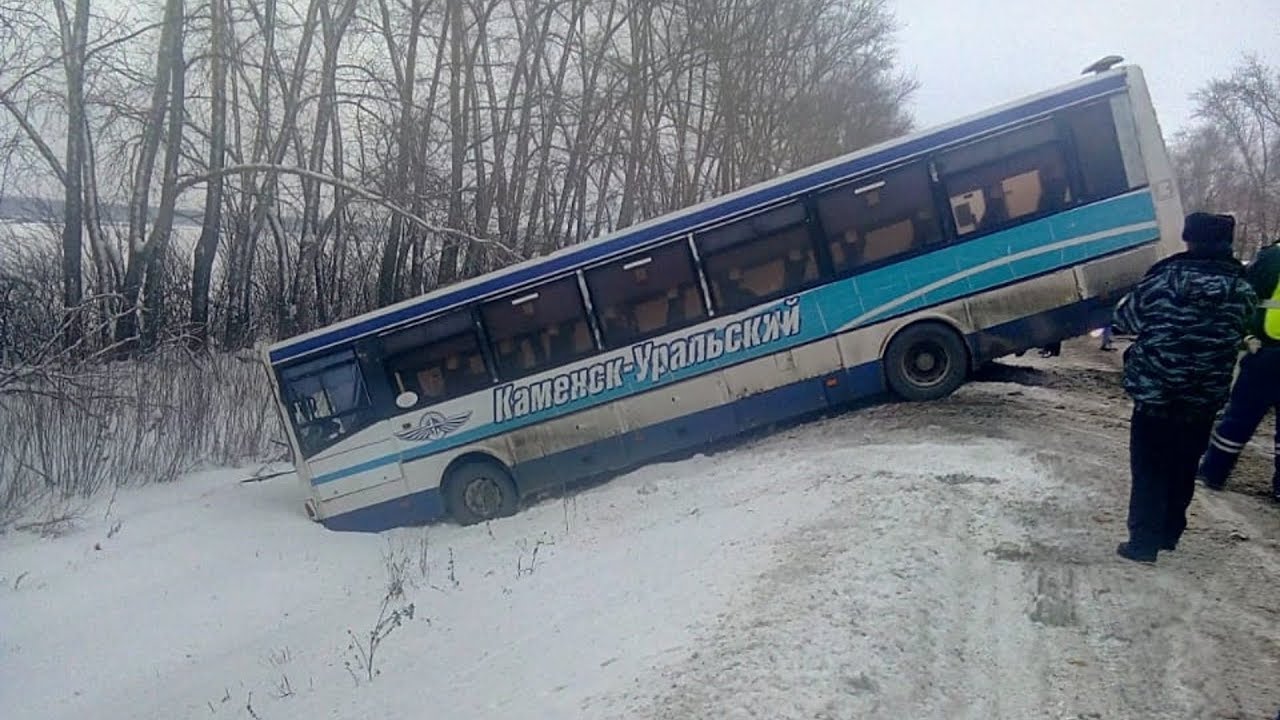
3, 343, 1279, 719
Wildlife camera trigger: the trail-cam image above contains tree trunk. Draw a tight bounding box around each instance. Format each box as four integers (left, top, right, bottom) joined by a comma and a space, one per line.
289, 0, 356, 335
375, 0, 426, 306
116, 0, 185, 353
436, 0, 466, 286
190, 0, 227, 346
54, 0, 90, 352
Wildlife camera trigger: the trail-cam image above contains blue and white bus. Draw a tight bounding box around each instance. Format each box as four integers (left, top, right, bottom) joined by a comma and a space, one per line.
264, 63, 1182, 531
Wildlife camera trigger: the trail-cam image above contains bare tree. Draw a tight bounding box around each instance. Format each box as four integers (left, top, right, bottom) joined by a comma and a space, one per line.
1177, 55, 1280, 259
115, 0, 187, 351
51, 0, 91, 350
374, 0, 429, 306
189, 0, 228, 345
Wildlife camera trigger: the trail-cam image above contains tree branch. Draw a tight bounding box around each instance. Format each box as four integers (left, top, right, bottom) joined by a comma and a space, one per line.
174, 164, 519, 258
0, 95, 67, 185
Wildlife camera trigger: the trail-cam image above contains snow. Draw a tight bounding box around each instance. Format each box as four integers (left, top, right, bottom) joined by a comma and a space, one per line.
1, 430, 860, 720
3, 364, 1279, 719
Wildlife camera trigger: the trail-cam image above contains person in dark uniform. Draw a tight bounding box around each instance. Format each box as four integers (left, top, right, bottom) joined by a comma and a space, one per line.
1111, 212, 1257, 563
1198, 238, 1280, 502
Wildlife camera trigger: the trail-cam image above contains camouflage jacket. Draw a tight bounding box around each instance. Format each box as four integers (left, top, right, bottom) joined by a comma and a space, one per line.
1113, 251, 1257, 415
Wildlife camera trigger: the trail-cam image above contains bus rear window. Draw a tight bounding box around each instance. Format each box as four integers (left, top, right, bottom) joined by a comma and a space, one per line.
381, 312, 492, 409
279, 349, 376, 457
585, 241, 708, 347
481, 276, 596, 379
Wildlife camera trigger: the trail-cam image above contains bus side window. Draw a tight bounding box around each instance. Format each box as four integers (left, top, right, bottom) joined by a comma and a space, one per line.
1061, 99, 1134, 202
936, 120, 1071, 238
278, 348, 376, 458
481, 276, 596, 379
816, 161, 943, 274
584, 240, 709, 348
695, 201, 819, 315
381, 311, 492, 409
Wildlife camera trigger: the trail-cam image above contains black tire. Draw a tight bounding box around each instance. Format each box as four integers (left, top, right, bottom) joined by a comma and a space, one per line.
883, 323, 969, 401
444, 460, 519, 525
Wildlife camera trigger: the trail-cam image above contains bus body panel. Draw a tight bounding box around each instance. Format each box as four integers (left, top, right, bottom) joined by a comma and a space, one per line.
965, 267, 1083, 360
303, 232, 1136, 508
303, 188, 1163, 529
308, 433, 404, 502
308, 294, 1121, 531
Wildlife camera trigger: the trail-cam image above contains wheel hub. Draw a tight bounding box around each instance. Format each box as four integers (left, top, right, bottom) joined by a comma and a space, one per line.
904, 341, 949, 387
463, 476, 504, 517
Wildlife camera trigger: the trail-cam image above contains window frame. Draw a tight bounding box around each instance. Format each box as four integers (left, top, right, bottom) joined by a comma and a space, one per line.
934, 119, 1077, 240
479, 273, 600, 380
694, 200, 826, 316
583, 238, 711, 349
377, 310, 495, 412
277, 347, 378, 458
813, 159, 947, 278
1057, 97, 1139, 204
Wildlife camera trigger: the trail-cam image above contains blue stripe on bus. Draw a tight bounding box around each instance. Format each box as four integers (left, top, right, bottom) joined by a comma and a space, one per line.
271, 72, 1128, 365
316, 292, 1119, 532
307, 190, 1157, 488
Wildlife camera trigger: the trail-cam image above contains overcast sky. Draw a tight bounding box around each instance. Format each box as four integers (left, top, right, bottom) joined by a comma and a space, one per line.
891, 0, 1280, 137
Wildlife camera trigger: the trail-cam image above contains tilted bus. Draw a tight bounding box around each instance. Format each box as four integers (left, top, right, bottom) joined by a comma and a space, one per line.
263, 63, 1183, 531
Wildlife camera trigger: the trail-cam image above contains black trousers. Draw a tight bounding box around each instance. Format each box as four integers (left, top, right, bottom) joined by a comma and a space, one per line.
1127, 406, 1216, 552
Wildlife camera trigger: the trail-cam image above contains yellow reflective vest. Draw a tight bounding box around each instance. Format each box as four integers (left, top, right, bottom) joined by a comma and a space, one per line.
1264, 284, 1280, 341
1247, 242, 1280, 342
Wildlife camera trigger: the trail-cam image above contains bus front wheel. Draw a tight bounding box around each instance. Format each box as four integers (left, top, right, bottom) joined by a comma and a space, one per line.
444, 460, 519, 525
884, 323, 969, 401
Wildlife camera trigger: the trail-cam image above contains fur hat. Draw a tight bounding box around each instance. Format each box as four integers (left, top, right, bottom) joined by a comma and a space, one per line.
1182, 212, 1235, 248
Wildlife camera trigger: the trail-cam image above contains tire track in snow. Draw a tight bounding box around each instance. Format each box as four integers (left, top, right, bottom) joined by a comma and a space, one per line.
604, 441, 1085, 719
599, 429, 1279, 719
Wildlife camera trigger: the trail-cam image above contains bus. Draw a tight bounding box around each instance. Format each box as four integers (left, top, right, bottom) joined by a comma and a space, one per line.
263, 62, 1183, 532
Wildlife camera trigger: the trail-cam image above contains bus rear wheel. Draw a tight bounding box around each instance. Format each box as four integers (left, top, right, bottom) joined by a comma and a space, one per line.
445, 460, 518, 526
884, 323, 969, 401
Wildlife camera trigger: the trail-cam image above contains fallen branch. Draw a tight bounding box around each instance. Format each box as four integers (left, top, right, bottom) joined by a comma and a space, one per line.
14, 515, 77, 533
239, 469, 293, 484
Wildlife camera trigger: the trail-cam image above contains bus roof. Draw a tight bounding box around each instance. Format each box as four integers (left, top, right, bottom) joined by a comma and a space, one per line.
268, 65, 1136, 365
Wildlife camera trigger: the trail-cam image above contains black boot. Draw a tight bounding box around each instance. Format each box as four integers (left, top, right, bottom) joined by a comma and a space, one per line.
1199, 473, 1226, 492
1116, 542, 1157, 563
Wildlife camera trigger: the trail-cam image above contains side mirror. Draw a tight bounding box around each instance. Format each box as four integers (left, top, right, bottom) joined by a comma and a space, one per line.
395, 391, 419, 410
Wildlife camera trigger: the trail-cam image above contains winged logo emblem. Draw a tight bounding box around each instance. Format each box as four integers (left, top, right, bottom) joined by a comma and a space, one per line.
395, 409, 473, 443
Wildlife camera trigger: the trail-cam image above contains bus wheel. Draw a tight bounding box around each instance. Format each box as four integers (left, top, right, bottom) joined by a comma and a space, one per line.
444, 460, 518, 526
884, 323, 969, 401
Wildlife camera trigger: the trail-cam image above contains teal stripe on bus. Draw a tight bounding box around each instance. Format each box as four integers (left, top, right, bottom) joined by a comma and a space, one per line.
310, 190, 1159, 487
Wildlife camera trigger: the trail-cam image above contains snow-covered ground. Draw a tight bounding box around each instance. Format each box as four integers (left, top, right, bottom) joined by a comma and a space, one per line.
3, 342, 1279, 719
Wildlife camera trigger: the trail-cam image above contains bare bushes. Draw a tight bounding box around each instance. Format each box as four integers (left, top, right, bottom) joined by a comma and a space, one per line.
0, 349, 281, 529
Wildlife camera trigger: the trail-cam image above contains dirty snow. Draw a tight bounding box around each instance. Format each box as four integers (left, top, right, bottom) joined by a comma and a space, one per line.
3, 341, 1279, 719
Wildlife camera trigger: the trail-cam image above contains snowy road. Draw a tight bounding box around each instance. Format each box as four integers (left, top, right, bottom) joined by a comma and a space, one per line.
3, 341, 1278, 719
